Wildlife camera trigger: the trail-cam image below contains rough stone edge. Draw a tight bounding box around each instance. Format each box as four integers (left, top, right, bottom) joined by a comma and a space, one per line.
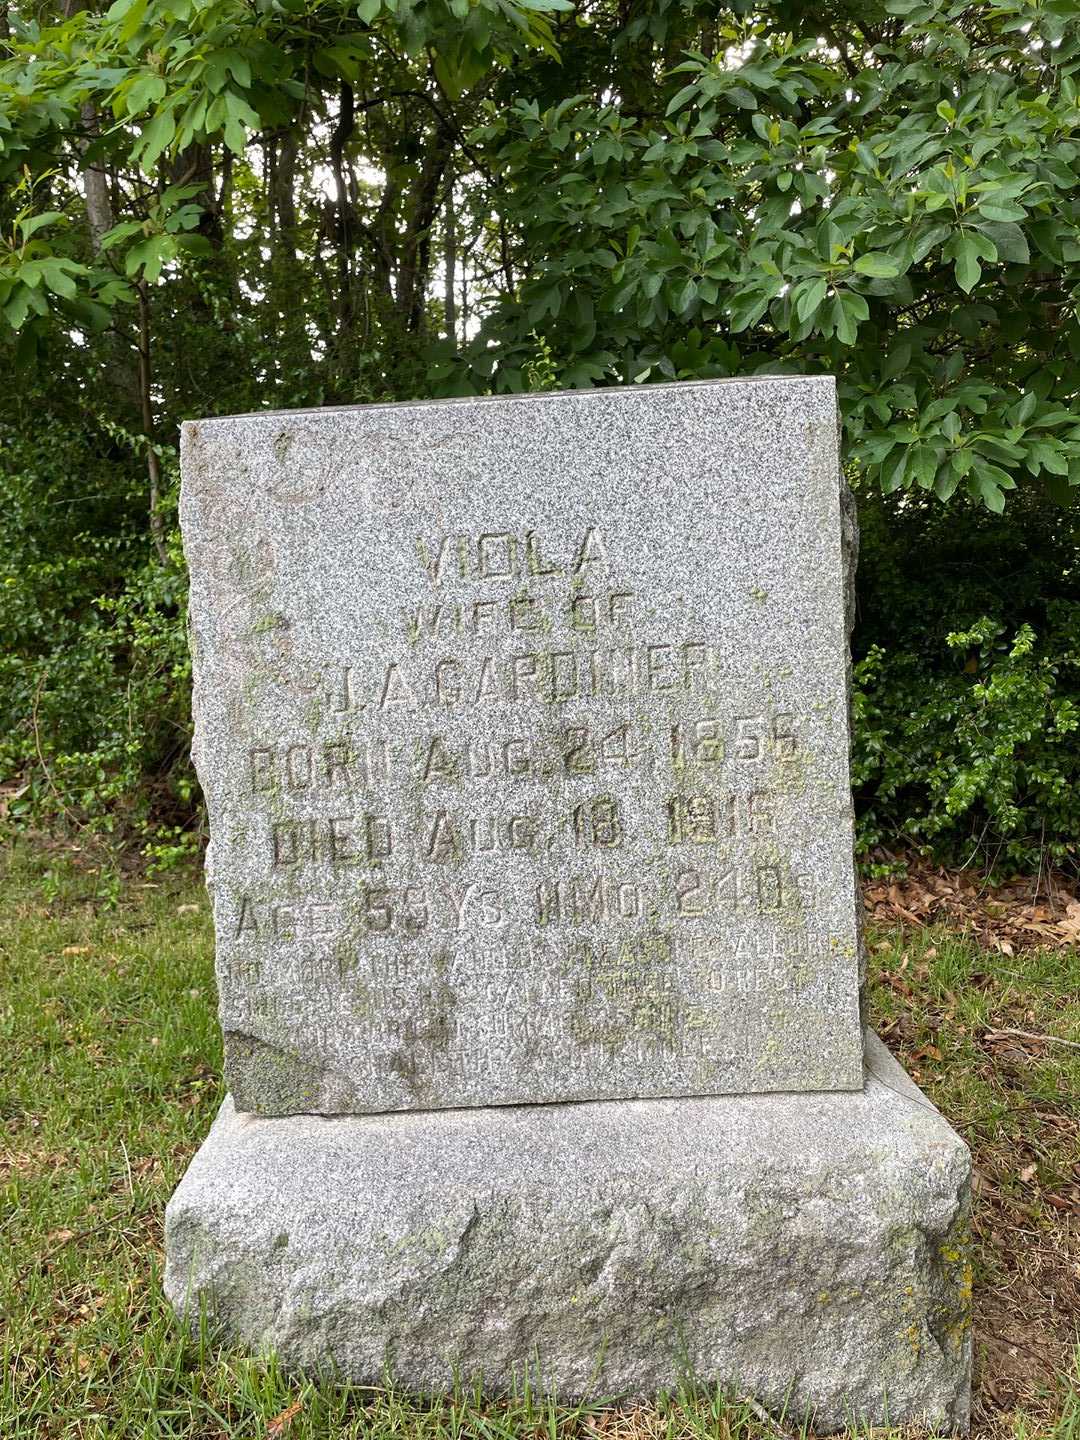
183, 374, 837, 429
165, 1033, 972, 1434
837, 421, 870, 1020
178, 418, 218, 923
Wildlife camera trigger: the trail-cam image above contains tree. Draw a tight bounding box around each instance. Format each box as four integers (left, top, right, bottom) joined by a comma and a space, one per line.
0, 0, 570, 523
463, 0, 1080, 513
2, 0, 1080, 861
4, 0, 1078, 513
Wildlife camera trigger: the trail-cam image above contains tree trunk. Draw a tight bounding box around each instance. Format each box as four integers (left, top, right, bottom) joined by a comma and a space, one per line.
71, 81, 114, 257
137, 282, 169, 566
272, 130, 300, 262
62, 0, 114, 256
172, 142, 223, 247
444, 171, 457, 346
397, 117, 453, 334
80, 101, 114, 255
329, 83, 356, 335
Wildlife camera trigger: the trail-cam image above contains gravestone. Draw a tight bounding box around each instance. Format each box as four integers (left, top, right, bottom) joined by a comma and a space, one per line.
181, 376, 862, 1114
166, 379, 972, 1433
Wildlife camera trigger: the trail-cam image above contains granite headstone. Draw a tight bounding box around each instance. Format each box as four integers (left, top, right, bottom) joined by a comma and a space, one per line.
168, 379, 972, 1430
181, 378, 864, 1114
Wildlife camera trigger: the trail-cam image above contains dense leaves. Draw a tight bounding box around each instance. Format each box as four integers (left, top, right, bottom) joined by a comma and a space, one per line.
468, 1, 1080, 512
1, 0, 1080, 868
852, 486, 1080, 870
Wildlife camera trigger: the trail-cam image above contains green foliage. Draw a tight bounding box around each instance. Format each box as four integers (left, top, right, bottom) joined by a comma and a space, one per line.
104, 183, 211, 284
1, 170, 127, 339
853, 621, 1080, 867
2, 0, 1080, 866
851, 484, 1080, 870
523, 330, 559, 390
468, 2, 1080, 511
0, 405, 193, 860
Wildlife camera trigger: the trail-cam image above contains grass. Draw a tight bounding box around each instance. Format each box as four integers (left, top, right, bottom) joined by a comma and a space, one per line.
866, 926, 1080, 1431
1, 845, 1077, 1439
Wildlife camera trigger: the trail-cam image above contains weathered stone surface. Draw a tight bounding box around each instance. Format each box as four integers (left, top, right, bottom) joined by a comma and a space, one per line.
180, 378, 863, 1113
164, 1034, 972, 1432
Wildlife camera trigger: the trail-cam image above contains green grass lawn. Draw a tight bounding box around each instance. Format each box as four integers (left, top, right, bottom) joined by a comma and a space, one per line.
1, 847, 1077, 1439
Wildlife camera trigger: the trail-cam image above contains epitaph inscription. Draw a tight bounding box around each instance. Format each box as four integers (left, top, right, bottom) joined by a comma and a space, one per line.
181, 378, 864, 1113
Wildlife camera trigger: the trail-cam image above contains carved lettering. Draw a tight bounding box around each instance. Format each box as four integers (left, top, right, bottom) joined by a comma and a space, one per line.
271, 815, 393, 867
249, 739, 389, 792
536, 873, 646, 927
667, 791, 774, 842
418, 528, 608, 587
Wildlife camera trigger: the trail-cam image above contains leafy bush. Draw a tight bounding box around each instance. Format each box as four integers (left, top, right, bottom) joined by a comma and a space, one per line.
0, 409, 195, 863
469, 0, 1080, 514
4, 0, 1080, 873
852, 485, 1080, 871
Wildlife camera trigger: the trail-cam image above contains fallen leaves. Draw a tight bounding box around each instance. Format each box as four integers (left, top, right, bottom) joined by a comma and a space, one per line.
0, 1142, 72, 1181
267, 1400, 303, 1435
0, 780, 30, 818
862, 853, 1080, 953
971, 1168, 994, 1197
984, 1026, 1080, 1053
1043, 1191, 1076, 1211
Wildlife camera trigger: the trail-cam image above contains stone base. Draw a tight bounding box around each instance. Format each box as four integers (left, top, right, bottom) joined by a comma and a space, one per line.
164, 1034, 971, 1433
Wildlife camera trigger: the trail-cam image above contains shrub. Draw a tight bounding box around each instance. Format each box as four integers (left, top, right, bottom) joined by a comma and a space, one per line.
0, 412, 196, 865
852, 485, 1080, 872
